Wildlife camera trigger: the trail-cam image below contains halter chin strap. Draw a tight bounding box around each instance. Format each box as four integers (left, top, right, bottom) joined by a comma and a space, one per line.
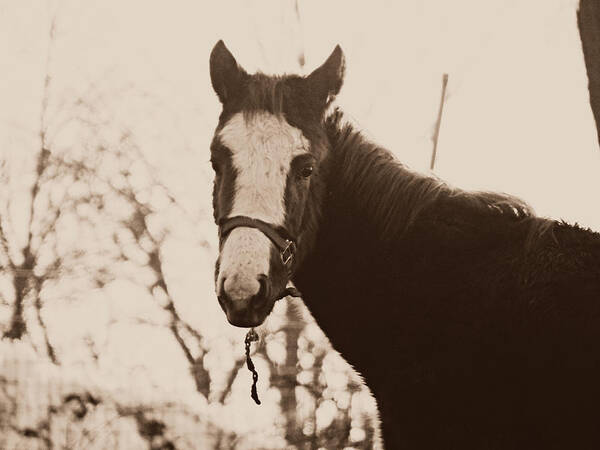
218, 216, 297, 269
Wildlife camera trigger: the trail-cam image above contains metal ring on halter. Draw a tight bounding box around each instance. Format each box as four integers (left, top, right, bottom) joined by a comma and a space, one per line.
280, 240, 296, 266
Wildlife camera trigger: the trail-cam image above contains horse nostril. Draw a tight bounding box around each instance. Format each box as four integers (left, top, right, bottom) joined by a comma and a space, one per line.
251, 275, 269, 311
217, 277, 230, 307
257, 274, 268, 298
217, 291, 230, 309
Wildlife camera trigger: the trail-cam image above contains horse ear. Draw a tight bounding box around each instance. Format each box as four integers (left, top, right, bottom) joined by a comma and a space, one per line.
305, 45, 345, 107
210, 40, 247, 104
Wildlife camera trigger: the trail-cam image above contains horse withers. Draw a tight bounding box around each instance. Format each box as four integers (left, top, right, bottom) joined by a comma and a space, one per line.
208, 40, 600, 449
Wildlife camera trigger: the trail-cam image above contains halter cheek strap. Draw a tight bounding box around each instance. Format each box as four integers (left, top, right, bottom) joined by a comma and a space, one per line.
218, 216, 297, 269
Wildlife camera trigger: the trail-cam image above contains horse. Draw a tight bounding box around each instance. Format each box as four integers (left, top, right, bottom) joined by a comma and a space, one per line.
208, 40, 600, 449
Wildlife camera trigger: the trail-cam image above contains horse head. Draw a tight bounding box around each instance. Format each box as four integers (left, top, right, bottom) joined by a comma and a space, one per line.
209, 40, 345, 327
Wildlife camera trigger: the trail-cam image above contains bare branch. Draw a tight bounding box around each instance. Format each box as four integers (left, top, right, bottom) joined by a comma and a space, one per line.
219, 356, 246, 404
33, 277, 58, 364
0, 215, 15, 270
430, 73, 448, 171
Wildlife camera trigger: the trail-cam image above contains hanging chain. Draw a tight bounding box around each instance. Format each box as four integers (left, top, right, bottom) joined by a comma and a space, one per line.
244, 328, 261, 405
243, 286, 301, 405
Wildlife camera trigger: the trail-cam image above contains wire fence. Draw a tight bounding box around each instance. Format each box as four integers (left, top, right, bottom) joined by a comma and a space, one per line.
0, 342, 222, 450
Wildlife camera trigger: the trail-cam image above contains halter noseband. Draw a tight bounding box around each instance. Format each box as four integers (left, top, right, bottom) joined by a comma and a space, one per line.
218, 216, 297, 269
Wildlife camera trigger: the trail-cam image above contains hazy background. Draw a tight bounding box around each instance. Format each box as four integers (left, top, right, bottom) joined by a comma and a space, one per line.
1, 0, 598, 449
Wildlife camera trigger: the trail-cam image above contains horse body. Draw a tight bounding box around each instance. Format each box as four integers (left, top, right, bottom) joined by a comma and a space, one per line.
208, 40, 600, 448
295, 114, 600, 448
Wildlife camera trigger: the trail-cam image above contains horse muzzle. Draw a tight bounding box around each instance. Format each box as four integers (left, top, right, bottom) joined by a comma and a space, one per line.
217, 273, 274, 327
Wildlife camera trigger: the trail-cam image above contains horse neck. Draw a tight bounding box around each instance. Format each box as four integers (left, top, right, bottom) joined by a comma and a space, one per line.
293, 125, 409, 327
290, 127, 413, 418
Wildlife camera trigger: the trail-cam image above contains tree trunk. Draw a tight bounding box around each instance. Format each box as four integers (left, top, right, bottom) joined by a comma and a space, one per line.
578, 0, 600, 148
280, 302, 301, 446
4, 256, 34, 339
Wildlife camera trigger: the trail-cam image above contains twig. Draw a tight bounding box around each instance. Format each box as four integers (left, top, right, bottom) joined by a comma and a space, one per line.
430, 73, 449, 171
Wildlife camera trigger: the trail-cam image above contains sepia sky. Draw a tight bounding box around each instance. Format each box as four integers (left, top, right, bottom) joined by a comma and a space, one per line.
2, 0, 599, 232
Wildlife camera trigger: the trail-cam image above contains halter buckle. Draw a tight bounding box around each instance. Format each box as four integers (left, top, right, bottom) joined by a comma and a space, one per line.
281, 240, 296, 266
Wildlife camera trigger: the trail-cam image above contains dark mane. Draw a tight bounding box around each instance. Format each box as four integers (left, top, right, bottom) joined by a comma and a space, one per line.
323, 109, 554, 245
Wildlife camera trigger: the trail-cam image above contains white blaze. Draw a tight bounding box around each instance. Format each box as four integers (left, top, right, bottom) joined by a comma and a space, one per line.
217, 112, 308, 301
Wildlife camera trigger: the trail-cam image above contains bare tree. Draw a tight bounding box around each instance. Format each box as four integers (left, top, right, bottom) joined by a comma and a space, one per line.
278, 305, 302, 444
105, 148, 214, 399
63, 130, 255, 412
1, 10, 58, 345
0, 7, 107, 364
578, 0, 600, 148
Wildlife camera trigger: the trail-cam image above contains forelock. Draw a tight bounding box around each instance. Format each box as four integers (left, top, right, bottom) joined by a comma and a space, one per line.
242, 74, 288, 117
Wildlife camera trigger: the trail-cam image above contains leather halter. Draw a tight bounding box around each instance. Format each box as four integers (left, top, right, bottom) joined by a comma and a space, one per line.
218, 216, 297, 269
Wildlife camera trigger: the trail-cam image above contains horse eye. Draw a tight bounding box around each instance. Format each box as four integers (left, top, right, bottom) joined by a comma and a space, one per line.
300, 165, 314, 179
